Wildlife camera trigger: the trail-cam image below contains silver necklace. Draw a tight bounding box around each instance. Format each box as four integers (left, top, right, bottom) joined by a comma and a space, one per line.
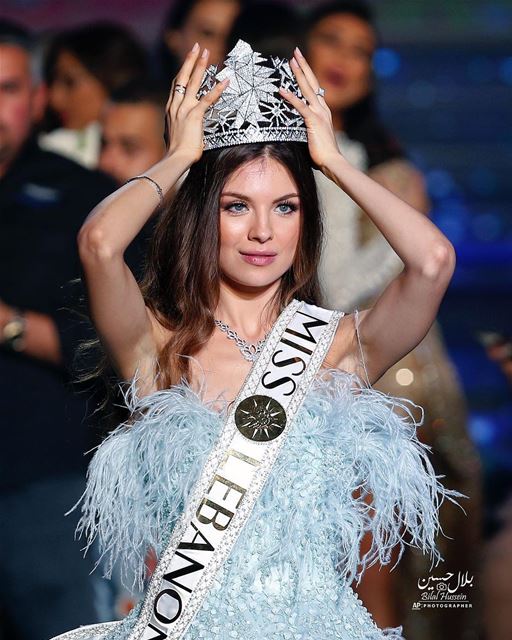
214, 318, 269, 362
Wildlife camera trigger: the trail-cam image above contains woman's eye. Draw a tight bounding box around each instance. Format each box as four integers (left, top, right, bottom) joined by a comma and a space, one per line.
226, 202, 247, 213
276, 202, 297, 215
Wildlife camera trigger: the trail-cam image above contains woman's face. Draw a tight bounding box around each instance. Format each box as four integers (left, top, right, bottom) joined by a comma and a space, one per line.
166, 0, 240, 67
219, 156, 301, 292
48, 50, 107, 129
306, 13, 376, 115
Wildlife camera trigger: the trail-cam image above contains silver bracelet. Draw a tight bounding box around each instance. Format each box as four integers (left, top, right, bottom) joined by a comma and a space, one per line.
125, 175, 164, 207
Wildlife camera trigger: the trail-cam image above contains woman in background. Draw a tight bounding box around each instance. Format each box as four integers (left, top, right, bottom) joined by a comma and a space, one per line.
305, 2, 482, 639
40, 22, 147, 167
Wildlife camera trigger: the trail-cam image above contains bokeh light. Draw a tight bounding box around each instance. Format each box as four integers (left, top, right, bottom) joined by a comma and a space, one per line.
373, 47, 401, 78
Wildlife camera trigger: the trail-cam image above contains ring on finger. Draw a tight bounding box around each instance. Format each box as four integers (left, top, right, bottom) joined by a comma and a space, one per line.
315, 87, 326, 98
175, 84, 187, 95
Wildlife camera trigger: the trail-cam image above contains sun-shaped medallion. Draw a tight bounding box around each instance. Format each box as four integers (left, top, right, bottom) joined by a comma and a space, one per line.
234, 395, 287, 442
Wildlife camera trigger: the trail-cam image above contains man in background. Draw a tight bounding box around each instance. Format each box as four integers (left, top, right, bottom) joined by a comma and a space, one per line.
0, 21, 115, 639
98, 79, 166, 185
98, 79, 167, 283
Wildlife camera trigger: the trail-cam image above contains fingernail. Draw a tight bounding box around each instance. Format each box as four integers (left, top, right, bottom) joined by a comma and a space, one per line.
192, 42, 199, 52
280, 86, 288, 93
295, 46, 303, 57
290, 57, 298, 67
201, 48, 209, 58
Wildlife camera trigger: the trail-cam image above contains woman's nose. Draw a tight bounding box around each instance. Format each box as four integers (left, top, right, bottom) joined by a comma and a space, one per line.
248, 211, 273, 243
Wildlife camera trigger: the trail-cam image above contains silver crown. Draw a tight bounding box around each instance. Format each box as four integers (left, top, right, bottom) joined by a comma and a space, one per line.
198, 39, 307, 150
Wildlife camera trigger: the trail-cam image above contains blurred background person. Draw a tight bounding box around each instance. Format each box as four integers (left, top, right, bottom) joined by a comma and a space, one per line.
98, 79, 166, 185
0, 20, 116, 639
157, 0, 243, 80
306, 0, 425, 307
304, 2, 482, 639
39, 22, 148, 168
98, 78, 168, 282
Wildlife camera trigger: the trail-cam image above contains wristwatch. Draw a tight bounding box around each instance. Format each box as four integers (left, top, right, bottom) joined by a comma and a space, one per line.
1, 307, 26, 351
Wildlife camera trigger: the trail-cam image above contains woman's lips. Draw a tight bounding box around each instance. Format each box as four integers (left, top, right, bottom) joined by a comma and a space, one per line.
240, 252, 277, 266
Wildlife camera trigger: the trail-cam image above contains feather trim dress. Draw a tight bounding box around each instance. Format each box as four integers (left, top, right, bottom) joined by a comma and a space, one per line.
50, 367, 466, 640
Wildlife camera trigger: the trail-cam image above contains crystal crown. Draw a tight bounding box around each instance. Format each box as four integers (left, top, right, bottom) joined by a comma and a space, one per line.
198, 39, 307, 150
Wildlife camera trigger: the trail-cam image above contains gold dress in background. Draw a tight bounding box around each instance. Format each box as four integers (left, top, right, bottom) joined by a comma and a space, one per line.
316, 147, 483, 640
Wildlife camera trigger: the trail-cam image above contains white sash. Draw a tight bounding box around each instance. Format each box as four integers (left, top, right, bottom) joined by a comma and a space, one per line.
50, 299, 343, 640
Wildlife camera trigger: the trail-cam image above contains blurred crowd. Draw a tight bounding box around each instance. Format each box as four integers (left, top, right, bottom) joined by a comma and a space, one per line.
0, 1, 510, 639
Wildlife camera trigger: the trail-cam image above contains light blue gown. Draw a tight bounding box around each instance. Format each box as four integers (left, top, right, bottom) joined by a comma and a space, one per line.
51, 365, 466, 640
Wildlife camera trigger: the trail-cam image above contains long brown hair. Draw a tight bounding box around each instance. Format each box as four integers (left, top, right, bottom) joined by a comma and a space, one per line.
75, 141, 323, 426
79, 142, 322, 422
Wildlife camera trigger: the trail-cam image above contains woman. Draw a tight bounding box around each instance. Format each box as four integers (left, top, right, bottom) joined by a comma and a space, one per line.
51, 42, 464, 640
305, 3, 482, 636
305, 0, 426, 309
40, 22, 147, 168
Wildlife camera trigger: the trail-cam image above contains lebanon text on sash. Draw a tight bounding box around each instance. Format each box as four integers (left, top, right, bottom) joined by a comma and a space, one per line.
50, 299, 343, 640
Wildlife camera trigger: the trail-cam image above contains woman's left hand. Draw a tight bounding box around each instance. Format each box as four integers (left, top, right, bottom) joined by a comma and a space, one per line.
279, 48, 342, 171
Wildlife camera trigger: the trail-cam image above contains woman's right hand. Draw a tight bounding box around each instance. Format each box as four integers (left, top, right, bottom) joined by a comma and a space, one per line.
164, 43, 229, 163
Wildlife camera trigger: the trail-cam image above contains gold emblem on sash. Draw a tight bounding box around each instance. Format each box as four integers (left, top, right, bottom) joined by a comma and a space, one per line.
234, 395, 287, 442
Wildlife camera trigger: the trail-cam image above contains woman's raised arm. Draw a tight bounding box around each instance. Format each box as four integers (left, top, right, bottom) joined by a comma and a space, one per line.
77, 43, 228, 382
322, 154, 454, 382
281, 48, 455, 384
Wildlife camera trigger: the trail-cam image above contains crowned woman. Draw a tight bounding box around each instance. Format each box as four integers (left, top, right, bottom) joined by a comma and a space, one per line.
51, 40, 466, 640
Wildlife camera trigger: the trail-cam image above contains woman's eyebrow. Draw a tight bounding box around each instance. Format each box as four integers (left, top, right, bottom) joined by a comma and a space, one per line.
221, 192, 300, 203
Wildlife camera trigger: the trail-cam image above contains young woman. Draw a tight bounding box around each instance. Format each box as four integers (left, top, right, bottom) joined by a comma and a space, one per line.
305, 0, 427, 310
51, 42, 464, 640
